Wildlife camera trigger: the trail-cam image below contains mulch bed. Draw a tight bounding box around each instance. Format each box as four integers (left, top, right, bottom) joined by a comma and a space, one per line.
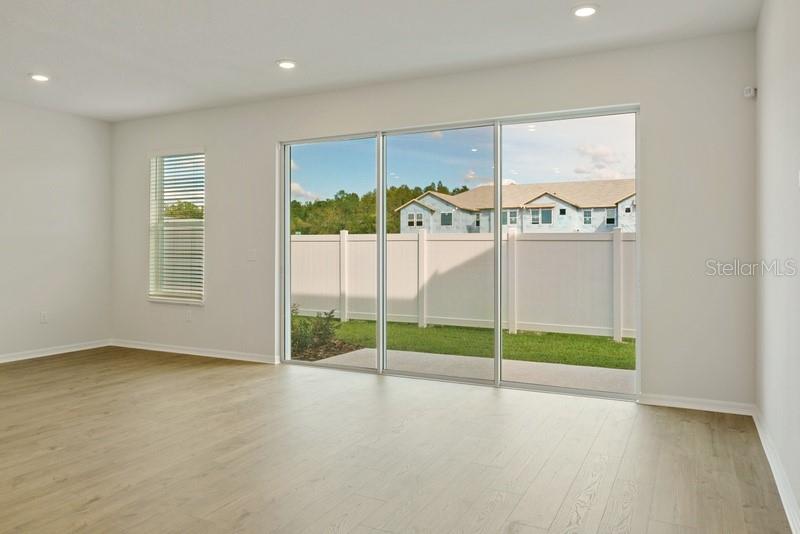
292, 340, 362, 362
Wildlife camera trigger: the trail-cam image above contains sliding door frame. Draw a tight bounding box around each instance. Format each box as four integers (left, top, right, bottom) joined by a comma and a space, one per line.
279, 103, 641, 401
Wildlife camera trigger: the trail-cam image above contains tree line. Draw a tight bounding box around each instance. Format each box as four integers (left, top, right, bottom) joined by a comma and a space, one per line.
290, 181, 468, 235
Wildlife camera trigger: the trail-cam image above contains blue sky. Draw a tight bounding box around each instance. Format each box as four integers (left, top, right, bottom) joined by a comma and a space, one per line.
290, 113, 635, 201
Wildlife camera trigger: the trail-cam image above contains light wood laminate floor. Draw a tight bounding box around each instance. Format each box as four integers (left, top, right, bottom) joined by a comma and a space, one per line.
0, 347, 790, 533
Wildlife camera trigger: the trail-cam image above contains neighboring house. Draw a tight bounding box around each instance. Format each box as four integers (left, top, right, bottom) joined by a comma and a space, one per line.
397, 179, 636, 234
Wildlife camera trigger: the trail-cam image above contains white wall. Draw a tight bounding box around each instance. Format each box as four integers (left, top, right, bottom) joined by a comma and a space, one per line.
0, 100, 111, 359
111, 31, 757, 405
756, 0, 800, 522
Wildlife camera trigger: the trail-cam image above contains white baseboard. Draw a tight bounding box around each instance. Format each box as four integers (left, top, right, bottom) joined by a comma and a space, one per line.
754, 413, 800, 533
0, 339, 114, 364
109, 339, 276, 364
638, 393, 756, 416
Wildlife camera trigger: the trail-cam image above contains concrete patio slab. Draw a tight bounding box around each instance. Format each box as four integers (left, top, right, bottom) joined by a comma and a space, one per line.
316, 348, 635, 394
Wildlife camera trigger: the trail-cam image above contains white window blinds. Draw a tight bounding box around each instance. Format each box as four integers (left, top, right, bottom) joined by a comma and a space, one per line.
149, 153, 205, 301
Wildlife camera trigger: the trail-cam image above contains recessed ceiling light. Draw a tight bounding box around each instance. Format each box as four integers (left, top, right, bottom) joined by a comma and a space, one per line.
276, 59, 296, 70
471, 148, 478, 152
29, 73, 50, 82
573, 5, 597, 17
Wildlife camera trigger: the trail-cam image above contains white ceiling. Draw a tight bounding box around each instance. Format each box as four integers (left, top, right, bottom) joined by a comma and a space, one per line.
0, 0, 762, 121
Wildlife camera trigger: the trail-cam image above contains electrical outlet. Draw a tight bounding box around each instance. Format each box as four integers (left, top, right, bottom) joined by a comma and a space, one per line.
185, 309, 192, 322
39, 312, 48, 324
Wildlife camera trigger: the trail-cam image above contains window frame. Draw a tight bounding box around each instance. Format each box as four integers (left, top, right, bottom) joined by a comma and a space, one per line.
407, 213, 415, 227
148, 148, 207, 305
415, 213, 423, 226
278, 104, 640, 396
583, 209, 592, 225
440, 211, 453, 226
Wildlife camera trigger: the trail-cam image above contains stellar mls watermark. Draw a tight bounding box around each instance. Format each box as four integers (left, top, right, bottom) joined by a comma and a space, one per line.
705, 258, 797, 277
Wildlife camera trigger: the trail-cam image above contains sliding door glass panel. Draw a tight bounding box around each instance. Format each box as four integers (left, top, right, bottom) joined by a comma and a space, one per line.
385, 126, 495, 381
287, 137, 377, 369
500, 113, 637, 393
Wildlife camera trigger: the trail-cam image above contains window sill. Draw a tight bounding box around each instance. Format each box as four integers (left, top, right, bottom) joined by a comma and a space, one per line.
147, 296, 206, 306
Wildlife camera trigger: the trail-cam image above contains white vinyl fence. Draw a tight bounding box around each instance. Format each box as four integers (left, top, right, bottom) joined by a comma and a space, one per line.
291, 229, 636, 340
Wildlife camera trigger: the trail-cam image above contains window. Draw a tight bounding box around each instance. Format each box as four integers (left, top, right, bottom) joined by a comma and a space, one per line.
583, 209, 592, 225
474, 213, 480, 227
559, 208, 566, 216
441, 212, 453, 226
509, 210, 517, 225
416, 213, 423, 226
606, 208, 617, 226
530, 208, 552, 225
149, 153, 205, 302
407, 213, 415, 227
625, 206, 632, 213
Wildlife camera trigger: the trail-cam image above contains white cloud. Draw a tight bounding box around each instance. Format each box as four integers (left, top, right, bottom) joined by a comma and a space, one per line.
576, 144, 620, 168
574, 144, 633, 180
291, 182, 319, 201
290, 159, 299, 171
428, 131, 444, 139
478, 178, 517, 187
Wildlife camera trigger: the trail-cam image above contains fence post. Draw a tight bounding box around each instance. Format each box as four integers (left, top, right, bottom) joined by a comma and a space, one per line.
508, 228, 518, 334
612, 227, 623, 341
417, 229, 427, 327
339, 230, 349, 322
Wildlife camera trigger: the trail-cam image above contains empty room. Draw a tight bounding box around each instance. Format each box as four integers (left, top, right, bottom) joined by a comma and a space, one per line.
1, 0, 798, 532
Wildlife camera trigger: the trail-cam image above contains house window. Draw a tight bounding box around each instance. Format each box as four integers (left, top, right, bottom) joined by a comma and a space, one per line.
625, 206, 632, 213
559, 208, 566, 216
583, 209, 592, 225
416, 213, 423, 226
530, 208, 552, 225
606, 208, 617, 226
407, 213, 415, 227
441, 212, 453, 226
149, 153, 205, 302
502, 210, 518, 225
474, 213, 480, 227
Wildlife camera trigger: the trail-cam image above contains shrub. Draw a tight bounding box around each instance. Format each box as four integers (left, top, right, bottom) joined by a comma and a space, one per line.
311, 309, 338, 347
290, 305, 339, 355
290, 305, 313, 354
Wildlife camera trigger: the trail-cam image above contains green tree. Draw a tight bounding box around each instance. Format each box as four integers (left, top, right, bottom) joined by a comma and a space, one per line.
289, 183, 464, 235
164, 201, 204, 219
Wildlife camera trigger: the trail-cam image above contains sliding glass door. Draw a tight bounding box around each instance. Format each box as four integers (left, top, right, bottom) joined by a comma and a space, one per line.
500, 113, 637, 393
283, 107, 638, 396
384, 125, 496, 381
285, 136, 378, 369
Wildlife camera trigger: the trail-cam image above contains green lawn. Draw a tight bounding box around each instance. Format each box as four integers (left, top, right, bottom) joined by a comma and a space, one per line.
335, 320, 635, 370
